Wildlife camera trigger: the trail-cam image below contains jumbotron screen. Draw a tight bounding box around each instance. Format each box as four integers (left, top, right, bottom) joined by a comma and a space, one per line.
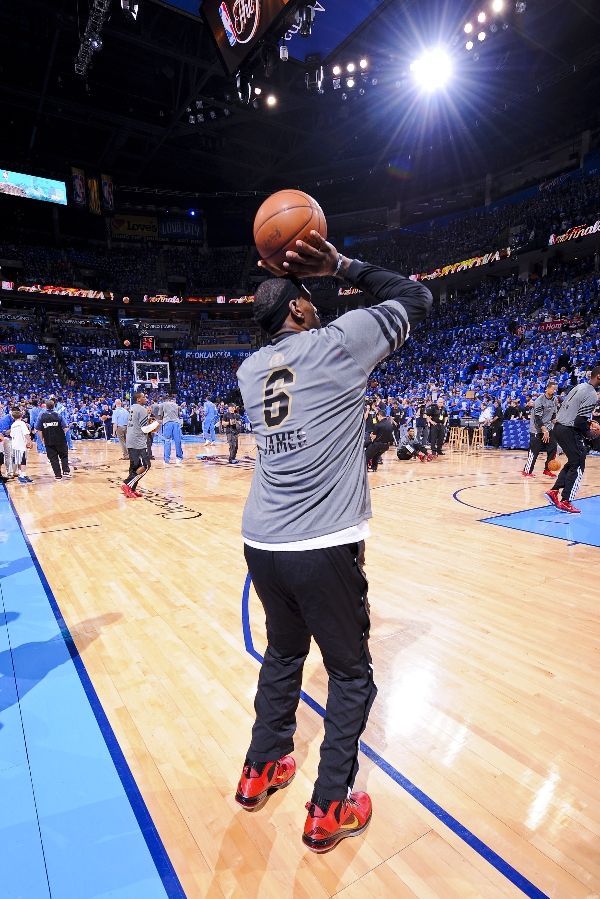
0, 168, 67, 205
201, 0, 293, 75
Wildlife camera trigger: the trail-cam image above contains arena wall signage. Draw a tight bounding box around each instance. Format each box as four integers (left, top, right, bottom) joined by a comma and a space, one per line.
178, 349, 252, 359
143, 294, 183, 304
411, 247, 512, 281
548, 219, 600, 245
158, 218, 203, 241
111, 215, 158, 240
537, 317, 584, 333
0, 343, 45, 354
18, 284, 114, 300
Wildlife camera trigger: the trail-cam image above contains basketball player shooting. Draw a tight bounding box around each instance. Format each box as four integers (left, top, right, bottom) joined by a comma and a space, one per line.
234, 230, 433, 852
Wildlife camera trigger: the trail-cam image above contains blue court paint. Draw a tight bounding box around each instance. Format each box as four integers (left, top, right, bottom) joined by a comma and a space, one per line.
0, 488, 186, 899
241, 573, 549, 899
482, 495, 600, 548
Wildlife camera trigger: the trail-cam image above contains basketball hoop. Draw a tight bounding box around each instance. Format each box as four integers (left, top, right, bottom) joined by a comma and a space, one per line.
149, 378, 158, 392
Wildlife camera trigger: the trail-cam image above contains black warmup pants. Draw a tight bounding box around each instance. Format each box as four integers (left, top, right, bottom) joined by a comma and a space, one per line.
365, 440, 389, 471
227, 432, 239, 461
397, 442, 428, 460
523, 431, 557, 474
429, 422, 445, 454
244, 541, 377, 801
552, 423, 587, 502
46, 444, 70, 478
124, 447, 150, 489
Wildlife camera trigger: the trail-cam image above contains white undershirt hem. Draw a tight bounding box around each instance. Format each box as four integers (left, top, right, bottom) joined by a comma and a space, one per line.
244, 520, 371, 552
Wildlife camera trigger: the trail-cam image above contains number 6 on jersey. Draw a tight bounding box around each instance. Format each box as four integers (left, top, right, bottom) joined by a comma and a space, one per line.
263, 367, 295, 428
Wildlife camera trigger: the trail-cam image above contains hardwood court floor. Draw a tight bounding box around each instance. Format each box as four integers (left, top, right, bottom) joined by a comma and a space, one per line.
6, 439, 600, 899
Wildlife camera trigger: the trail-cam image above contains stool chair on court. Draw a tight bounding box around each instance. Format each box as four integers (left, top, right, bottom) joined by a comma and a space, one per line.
468, 427, 484, 454
449, 427, 469, 452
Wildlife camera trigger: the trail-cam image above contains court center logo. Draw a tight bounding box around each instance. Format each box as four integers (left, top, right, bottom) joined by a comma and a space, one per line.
219, 0, 261, 46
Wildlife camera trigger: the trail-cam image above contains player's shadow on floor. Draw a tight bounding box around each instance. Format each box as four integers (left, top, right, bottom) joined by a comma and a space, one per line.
0, 612, 122, 727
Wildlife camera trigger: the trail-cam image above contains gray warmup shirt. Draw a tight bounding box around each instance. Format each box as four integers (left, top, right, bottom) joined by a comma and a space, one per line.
160, 401, 181, 423
126, 403, 149, 449
556, 382, 598, 429
529, 393, 558, 434
237, 260, 433, 544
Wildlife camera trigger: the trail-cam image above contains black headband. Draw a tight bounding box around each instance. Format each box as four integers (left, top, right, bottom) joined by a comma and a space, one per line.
255, 277, 311, 334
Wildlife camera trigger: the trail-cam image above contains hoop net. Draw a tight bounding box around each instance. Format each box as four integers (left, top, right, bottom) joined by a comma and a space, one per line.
149, 378, 158, 391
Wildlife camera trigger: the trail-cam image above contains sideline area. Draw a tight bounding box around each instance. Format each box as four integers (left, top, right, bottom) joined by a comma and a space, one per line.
0, 487, 184, 899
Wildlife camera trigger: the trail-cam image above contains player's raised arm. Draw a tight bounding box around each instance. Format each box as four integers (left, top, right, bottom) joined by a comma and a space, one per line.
281, 231, 433, 373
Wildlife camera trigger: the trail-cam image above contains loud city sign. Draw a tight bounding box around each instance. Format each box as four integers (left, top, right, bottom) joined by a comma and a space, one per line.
220, 0, 261, 45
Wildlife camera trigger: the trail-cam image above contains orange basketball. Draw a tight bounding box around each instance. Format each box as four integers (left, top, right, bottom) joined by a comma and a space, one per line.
253, 189, 327, 270
547, 458, 562, 472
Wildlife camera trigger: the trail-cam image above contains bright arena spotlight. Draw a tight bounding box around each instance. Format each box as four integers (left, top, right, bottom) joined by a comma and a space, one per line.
347, 61, 356, 73
464, 22, 473, 33
332, 64, 341, 76
359, 58, 368, 69
477, 11, 486, 23
491, 0, 505, 11
478, 30, 486, 40
410, 47, 453, 92
466, 40, 474, 50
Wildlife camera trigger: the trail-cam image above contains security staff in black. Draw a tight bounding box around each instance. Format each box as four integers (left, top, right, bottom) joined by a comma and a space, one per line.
426, 398, 448, 455
223, 404, 241, 464
546, 366, 600, 513
36, 399, 70, 480
365, 409, 394, 471
233, 231, 432, 852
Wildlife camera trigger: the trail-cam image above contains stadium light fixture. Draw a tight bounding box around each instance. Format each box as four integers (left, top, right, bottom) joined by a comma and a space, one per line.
515, 1, 526, 12
491, 0, 504, 11
410, 48, 453, 92
254, 86, 262, 95
347, 62, 356, 73
478, 30, 486, 40
465, 40, 474, 50
346, 77, 355, 88
359, 58, 368, 69
464, 22, 473, 33
266, 94, 277, 107
477, 11, 486, 23
332, 64, 341, 76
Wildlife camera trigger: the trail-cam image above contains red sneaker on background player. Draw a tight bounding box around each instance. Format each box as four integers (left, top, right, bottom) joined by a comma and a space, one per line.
235, 755, 296, 809
302, 792, 372, 853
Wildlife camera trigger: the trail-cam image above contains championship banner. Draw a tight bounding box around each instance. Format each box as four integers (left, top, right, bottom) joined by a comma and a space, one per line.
18, 284, 114, 300
412, 247, 511, 281
71, 167, 86, 208
87, 176, 101, 215
111, 215, 158, 240
101, 173, 114, 211
548, 219, 600, 246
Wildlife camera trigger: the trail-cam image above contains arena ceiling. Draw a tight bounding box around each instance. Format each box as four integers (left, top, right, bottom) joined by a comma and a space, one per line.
1, 0, 600, 211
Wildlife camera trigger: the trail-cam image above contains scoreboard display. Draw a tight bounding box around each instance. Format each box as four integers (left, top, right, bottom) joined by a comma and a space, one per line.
201, 0, 294, 75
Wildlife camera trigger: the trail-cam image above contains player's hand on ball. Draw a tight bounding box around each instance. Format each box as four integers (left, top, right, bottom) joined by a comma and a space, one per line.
589, 420, 600, 437
281, 231, 342, 277
257, 258, 287, 276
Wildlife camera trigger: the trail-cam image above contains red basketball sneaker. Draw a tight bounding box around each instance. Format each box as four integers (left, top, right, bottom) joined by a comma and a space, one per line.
521, 471, 535, 478
131, 489, 143, 497
302, 792, 372, 853
542, 469, 555, 477
545, 489, 560, 507
121, 484, 137, 498
557, 500, 581, 514
235, 756, 296, 810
